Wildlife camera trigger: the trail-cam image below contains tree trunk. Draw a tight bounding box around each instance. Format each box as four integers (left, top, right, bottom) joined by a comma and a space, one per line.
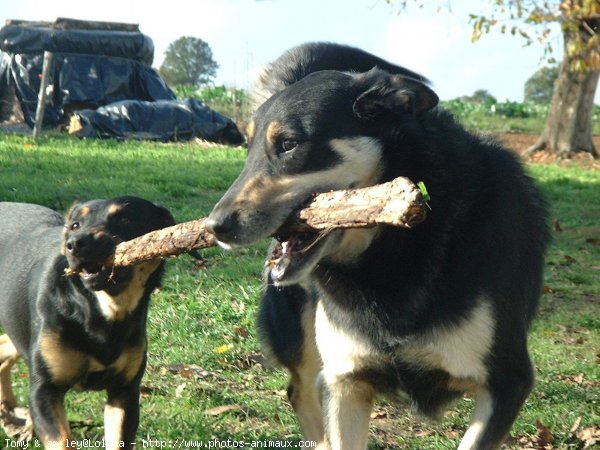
527, 17, 599, 158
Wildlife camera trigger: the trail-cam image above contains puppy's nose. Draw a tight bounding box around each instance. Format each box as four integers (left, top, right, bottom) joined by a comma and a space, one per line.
205, 212, 239, 242
66, 235, 92, 254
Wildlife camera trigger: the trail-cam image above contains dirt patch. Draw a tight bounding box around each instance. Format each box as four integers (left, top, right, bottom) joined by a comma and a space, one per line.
496, 132, 600, 169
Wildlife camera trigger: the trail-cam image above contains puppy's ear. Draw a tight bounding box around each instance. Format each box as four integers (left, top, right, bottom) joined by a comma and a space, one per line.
353, 76, 438, 119
153, 202, 176, 227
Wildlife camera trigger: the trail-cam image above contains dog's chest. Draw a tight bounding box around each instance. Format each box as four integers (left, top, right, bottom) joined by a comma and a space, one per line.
38, 329, 145, 388
314, 294, 495, 387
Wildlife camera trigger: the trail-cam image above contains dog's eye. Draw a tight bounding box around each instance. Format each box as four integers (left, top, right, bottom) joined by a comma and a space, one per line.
70, 222, 80, 230
279, 139, 298, 154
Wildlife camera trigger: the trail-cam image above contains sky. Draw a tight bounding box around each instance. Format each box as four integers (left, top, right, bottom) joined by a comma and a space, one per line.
2, 0, 596, 102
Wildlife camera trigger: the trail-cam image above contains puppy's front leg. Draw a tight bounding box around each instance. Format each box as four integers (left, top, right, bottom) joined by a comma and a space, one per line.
0, 334, 19, 411
29, 381, 70, 450
105, 384, 142, 450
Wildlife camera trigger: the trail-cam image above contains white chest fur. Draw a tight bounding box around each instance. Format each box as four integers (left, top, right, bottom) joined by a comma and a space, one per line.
314, 294, 495, 387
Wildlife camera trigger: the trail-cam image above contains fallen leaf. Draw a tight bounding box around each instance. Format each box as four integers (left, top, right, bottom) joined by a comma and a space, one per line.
157, 363, 215, 379
576, 426, 600, 449
412, 428, 434, 437
235, 326, 249, 338
205, 404, 252, 416
230, 297, 246, 314
569, 416, 582, 434
535, 419, 553, 449
175, 382, 186, 397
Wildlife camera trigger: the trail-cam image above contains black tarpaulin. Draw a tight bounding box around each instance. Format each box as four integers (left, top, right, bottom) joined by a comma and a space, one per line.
0, 24, 154, 65
0, 51, 176, 127
73, 99, 245, 145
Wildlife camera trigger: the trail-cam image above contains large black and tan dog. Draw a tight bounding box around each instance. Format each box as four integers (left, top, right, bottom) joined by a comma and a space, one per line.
0, 197, 175, 449
206, 43, 550, 450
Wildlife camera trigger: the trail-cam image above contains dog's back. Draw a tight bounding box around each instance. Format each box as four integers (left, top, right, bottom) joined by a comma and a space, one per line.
251, 41, 428, 109
0, 203, 65, 353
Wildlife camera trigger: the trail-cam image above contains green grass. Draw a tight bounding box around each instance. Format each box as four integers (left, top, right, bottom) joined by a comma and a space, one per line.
0, 133, 599, 449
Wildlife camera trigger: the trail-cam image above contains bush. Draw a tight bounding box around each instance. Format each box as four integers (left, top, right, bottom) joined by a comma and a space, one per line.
174, 85, 250, 124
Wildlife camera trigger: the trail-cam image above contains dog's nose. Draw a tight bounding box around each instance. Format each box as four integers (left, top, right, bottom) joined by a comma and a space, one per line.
66, 235, 92, 254
205, 212, 238, 242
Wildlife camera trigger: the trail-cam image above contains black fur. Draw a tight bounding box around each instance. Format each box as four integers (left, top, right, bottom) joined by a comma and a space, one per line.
208, 43, 550, 449
250, 41, 429, 109
0, 196, 175, 448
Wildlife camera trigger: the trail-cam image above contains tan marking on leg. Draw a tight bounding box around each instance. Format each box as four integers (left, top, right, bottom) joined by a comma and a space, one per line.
322, 377, 374, 450
38, 331, 86, 384
314, 299, 378, 450
41, 402, 71, 450
0, 334, 19, 410
111, 344, 146, 384
104, 401, 126, 450
288, 304, 325, 447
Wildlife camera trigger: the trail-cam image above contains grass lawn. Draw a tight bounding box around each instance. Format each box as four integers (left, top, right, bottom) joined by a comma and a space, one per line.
0, 133, 598, 449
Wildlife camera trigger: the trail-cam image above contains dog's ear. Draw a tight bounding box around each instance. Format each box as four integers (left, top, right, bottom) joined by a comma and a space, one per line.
153, 202, 176, 227
353, 76, 438, 119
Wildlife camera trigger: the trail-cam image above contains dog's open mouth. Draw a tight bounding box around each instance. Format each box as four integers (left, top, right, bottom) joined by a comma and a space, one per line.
267, 228, 326, 283
68, 259, 125, 291
78, 262, 108, 281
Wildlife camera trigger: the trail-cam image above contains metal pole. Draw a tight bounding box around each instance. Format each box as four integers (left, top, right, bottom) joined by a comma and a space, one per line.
32, 51, 53, 140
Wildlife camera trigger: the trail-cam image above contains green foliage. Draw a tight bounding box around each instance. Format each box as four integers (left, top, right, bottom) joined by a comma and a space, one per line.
159, 36, 219, 88
467, 1, 600, 70
0, 134, 599, 448
175, 85, 250, 123
440, 98, 600, 133
524, 66, 560, 104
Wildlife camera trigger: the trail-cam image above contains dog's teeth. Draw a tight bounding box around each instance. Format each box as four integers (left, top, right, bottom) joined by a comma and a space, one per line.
270, 255, 291, 281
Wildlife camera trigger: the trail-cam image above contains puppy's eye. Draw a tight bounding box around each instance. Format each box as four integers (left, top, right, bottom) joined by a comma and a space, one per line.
279, 139, 298, 154
70, 222, 80, 230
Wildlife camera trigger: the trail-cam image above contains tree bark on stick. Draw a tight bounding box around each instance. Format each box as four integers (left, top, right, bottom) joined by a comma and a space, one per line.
108, 176, 427, 268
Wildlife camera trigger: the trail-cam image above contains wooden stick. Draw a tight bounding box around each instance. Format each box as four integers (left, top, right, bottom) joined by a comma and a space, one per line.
107, 176, 427, 267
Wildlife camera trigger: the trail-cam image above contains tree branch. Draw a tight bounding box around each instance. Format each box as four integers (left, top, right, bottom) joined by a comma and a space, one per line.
99, 176, 427, 268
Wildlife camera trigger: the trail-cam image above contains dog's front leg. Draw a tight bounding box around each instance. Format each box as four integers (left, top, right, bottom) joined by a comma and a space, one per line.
28, 381, 70, 450
105, 384, 141, 450
319, 376, 374, 450
315, 301, 374, 450
0, 334, 19, 411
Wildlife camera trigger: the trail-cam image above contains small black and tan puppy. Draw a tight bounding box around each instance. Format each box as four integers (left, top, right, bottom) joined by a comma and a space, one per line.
0, 196, 175, 450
